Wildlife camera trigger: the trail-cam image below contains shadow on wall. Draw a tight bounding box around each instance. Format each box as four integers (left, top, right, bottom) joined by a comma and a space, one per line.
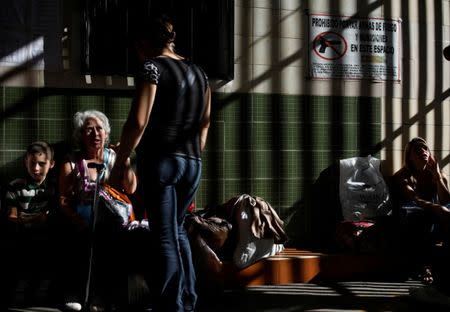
285, 161, 342, 250
0, 158, 24, 187
0, 86, 134, 187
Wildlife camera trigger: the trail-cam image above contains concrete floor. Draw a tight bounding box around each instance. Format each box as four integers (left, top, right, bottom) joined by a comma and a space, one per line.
5, 279, 450, 312
197, 280, 439, 312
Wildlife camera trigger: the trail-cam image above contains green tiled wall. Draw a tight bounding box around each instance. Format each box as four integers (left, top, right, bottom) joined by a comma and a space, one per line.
0, 87, 134, 183
0, 87, 381, 240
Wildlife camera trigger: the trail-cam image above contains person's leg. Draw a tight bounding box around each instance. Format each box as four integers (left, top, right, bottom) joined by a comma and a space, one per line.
143, 155, 187, 312
89, 225, 122, 309
175, 157, 201, 311
400, 204, 435, 281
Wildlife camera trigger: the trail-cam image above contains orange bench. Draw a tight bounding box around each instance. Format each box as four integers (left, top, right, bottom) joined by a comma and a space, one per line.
221, 248, 404, 287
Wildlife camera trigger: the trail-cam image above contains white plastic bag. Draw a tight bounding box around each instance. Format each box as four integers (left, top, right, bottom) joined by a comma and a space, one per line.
339, 155, 391, 221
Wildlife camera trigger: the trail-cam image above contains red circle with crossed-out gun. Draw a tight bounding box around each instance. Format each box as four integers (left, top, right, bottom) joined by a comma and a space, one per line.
444, 45, 450, 61
313, 31, 347, 60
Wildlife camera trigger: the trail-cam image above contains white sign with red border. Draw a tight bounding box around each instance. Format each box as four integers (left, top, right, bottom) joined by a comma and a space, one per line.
309, 13, 401, 81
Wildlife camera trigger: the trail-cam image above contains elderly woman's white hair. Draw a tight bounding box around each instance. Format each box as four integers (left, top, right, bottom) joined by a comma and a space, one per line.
72, 110, 111, 146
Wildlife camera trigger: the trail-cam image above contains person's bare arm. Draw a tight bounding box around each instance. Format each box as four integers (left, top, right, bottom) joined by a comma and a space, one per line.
109, 142, 137, 194
399, 175, 450, 222
435, 174, 450, 204
397, 175, 417, 202
414, 197, 450, 223
199, 86, 211, 153
58, 160, 86, 228
58, 161, 74, 216
121, 156, 137, 194
427, 154, 450, 204
7, 206, 45, 225
7, 206, 19, 223
109, 82, 156, 189
394, 160, 450, 229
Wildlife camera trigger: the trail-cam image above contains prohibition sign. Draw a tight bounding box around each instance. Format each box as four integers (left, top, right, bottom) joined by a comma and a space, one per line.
313, 31, 347, 60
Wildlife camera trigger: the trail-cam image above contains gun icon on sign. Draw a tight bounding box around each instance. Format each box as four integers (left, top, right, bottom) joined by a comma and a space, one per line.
313, 31, 347, 60
318, 36, 342, 53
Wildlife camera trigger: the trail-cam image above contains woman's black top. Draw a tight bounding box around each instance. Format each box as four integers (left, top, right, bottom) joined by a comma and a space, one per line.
136, 56, 209, 159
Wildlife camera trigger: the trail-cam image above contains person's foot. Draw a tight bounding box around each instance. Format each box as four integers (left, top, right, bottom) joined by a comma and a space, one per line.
64, 301, 82, 311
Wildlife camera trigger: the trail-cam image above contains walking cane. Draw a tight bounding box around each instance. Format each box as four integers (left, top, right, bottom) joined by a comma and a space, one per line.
84, 162, 105, 310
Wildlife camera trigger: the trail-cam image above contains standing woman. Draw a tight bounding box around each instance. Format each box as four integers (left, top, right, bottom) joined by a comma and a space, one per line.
110, 15, 211, 312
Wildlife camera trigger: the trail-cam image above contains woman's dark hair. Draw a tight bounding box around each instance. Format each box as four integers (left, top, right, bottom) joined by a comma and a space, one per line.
133, 14, 175, 49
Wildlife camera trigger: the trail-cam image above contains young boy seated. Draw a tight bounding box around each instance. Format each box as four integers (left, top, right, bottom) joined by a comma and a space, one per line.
6, 141, 56, 228
4, 141, 57, 305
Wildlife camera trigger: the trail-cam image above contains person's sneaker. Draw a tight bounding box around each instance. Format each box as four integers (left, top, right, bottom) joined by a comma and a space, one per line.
64, 301, 83, 311
418, 266, 434, 285
90, 303, 105, 312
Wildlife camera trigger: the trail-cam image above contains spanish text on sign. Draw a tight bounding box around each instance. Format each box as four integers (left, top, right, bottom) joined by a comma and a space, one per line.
309, 14, 401, 81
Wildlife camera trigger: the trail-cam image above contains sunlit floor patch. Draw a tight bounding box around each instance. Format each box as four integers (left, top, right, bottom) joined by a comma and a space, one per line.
246, 280, 425, 298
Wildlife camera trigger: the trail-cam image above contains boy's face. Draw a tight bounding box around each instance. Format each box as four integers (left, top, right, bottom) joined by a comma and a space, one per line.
25, 152, 55, 184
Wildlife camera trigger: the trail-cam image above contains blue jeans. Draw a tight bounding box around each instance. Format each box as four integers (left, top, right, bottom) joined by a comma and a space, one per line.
399, 201, 443, 236
399, 201, 442, 268
138, 154, 201, 312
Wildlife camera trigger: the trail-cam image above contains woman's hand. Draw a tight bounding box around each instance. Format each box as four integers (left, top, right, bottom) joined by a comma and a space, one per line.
427, 154, 442, 180
427, 154, 450, 205
108, 142, 120, 154
108, 142, 124, 189
109, 142, 137, 194
108, 163, 124, 191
